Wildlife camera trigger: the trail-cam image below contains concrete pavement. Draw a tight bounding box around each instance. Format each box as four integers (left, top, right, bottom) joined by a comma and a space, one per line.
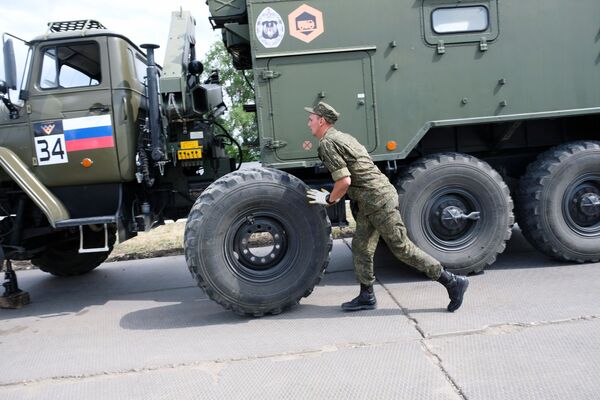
1, 229, 599, 399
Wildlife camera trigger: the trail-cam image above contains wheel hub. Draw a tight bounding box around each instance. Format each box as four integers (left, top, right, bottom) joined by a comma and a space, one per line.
566, 182, 600, 229
578, 193, 600, 217
423, 188, 483, 251
440, 206, 468, 230
430, 196, 477, 240
234, 215, 286, 270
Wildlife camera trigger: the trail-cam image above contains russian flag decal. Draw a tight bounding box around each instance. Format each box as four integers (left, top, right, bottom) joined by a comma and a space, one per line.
63, 115, 114, 152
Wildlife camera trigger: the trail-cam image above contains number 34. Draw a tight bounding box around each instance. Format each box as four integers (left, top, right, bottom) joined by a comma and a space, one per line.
35, 134, 69, 166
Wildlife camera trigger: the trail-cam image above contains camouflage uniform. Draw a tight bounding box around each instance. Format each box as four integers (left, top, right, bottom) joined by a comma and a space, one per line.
318, 127, 443, 285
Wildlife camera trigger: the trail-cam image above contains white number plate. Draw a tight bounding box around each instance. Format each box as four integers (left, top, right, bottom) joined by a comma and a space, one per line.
35, 134, 69, 166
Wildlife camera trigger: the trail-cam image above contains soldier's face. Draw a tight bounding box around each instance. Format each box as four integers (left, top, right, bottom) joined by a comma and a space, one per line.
308, 114, 325, 137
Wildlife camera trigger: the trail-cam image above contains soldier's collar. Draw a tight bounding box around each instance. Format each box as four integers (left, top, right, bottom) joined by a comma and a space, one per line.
320, 126, 337, 141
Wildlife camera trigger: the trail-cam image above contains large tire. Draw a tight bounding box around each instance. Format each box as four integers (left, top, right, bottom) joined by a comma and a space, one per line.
184, 168, 332, 316
396, 153, 513, 275
516, 141, 600, 262
32, 226, 115, 276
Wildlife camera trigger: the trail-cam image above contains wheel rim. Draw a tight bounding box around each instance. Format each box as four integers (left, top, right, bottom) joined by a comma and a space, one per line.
562, 174, 600, 237
422, 187, 482, 251
224, 210, 295, 283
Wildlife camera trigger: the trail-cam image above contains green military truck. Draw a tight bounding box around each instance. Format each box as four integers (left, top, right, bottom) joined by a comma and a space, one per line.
1, 0, 599, 314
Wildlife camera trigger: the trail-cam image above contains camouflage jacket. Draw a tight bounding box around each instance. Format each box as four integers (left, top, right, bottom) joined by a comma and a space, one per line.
317, 127, 397, 215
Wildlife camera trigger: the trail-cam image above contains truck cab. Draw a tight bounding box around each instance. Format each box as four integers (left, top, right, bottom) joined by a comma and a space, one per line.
2, 21, 148, 186
0, 16, 231, 295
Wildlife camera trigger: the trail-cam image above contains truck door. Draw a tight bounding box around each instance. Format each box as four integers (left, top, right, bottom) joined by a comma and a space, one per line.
27, 37, 120, 187
266, 51, 376, 161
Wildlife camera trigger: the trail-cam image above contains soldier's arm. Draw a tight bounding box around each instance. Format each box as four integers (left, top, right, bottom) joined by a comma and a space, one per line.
328, 176, 351, 204
318, 140, 350, 204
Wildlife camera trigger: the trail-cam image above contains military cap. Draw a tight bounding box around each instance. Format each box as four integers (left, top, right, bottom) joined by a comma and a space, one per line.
304, 102, 340, 124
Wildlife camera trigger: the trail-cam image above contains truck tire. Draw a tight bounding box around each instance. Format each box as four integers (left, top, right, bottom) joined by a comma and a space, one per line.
516, 141, 600, 262
32, 226, 115, 276
184, 167, 332, 316
396, 153, 513, 275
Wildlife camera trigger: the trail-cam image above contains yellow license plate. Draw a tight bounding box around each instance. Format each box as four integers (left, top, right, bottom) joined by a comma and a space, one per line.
180, 140, 200, 149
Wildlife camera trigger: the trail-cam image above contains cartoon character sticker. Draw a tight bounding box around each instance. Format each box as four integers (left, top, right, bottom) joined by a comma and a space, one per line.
256, 7, 285, 48
288, 4, 324, 43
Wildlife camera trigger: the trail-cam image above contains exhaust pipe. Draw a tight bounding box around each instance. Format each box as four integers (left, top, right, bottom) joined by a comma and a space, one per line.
140, 44, 164, 161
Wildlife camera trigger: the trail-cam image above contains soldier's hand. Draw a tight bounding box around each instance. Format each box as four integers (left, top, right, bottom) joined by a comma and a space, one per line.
306, 188, 330, 206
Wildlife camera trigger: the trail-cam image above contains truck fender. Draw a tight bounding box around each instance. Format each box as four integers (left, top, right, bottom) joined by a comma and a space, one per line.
0, 147, 69, 228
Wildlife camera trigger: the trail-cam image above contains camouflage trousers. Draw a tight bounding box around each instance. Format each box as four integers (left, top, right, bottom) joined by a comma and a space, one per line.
352, 196, 443, 285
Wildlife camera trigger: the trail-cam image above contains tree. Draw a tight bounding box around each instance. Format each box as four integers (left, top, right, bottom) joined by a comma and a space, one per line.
202, 41, 259, 161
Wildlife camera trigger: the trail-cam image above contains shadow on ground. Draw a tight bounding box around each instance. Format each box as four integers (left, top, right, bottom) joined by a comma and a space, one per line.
0, 227, 572, 323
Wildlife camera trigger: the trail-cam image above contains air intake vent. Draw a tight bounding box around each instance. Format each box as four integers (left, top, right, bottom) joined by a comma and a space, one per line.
47, 20, 106, 33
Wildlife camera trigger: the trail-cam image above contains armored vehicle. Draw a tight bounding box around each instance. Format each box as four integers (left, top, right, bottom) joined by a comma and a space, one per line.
1, 0, 599, 314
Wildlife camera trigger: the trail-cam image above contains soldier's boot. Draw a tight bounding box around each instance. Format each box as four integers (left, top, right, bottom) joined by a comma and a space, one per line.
437, 270, 469, 312
341, 284, 377, 311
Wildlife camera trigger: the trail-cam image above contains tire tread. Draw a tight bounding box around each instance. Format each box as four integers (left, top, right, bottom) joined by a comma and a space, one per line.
184, 167, 332, 316
516, 140, 600, 263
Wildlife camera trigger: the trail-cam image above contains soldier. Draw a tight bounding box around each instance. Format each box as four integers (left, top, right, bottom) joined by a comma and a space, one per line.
305, 102, 469, 312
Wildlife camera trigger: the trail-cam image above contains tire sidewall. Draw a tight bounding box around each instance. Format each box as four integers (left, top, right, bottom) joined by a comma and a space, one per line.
538, 151, 600, 257
400, 156, 512, 272
186, 169, 330, 310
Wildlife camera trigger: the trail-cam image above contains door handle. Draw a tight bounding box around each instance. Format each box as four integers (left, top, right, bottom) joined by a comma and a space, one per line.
89, 104, 110, 113
122, 97, 128, 121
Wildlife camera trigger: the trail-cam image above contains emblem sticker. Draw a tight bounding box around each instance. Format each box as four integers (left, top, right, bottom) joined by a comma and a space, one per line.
256, 7, 285, 48
288, 4, 324, 43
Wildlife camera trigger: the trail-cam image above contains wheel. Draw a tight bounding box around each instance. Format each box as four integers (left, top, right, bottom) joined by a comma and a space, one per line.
31, 225, 115, 276
396, 153, 514, 274
516, 141, 600, 262
184, 167, 332, 316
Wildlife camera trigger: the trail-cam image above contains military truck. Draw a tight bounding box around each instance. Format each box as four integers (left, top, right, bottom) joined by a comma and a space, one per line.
1, 0, 599, 314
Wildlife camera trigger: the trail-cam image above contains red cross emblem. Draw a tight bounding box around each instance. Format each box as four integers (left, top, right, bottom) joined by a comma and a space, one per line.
302, 141, 313, 150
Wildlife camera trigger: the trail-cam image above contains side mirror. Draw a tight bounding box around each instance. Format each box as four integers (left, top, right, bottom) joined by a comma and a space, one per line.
3, 39, 18, 90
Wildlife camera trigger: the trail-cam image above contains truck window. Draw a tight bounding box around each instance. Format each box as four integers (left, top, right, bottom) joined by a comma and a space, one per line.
128, 49, 147, 84
40, 42, 101, 89
432, 6, 489, 34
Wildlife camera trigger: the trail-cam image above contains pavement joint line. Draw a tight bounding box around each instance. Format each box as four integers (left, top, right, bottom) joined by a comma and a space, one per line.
419, 340, 469, 400
377, 279, 427, 338
424, 314, 600, 340
9, 316, 597, 393
0, 340, 419, 388
4, 311, 596, 390
331, 243, 599, 341
378, 280, 468, 400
